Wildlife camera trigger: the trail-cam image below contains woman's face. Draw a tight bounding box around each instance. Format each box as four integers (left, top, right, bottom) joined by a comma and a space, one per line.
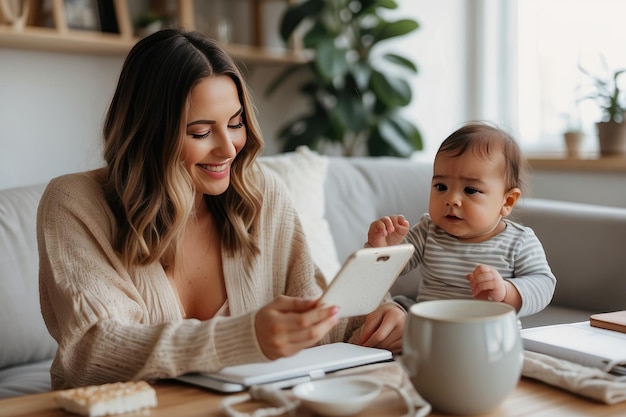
182, 75, 246, 199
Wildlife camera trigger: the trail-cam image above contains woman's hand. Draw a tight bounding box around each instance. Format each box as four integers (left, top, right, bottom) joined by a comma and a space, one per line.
367, 215, 410, 247
254, 295, 339, 360
353, 302, 406, 353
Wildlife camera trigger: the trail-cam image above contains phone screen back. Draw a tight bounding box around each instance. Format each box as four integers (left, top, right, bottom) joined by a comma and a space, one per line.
320, 244, 414, 318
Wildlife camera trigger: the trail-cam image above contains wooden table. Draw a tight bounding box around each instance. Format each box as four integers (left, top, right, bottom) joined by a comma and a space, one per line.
2, 364, 626, 417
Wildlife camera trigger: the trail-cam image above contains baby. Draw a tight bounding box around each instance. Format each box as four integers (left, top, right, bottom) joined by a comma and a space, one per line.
367, 122, 556, 317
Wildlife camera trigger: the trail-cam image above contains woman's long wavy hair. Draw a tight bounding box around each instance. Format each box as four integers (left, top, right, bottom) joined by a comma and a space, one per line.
102, 28, 264, 269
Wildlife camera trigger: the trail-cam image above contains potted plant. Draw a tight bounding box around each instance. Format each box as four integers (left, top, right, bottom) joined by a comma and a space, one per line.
266, 0, 422, 157
579, 61, 626, 156
561, 111, 584, 159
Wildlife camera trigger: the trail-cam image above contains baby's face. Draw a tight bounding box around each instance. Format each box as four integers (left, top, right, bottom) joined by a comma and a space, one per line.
429, 150, 510, 242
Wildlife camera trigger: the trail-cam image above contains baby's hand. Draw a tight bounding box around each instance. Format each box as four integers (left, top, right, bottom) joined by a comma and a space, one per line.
367, 215, 410, 247
466, 264, 506, 302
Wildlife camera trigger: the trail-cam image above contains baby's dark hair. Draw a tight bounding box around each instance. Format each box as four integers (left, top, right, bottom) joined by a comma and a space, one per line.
437, 121, 526, 191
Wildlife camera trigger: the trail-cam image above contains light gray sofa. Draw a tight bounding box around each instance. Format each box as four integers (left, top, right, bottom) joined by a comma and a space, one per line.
1, 155, 625, 398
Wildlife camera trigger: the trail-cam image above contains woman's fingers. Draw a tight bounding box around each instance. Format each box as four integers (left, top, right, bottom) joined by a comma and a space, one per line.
255, 296, 340, 359
359, 303, 406, 353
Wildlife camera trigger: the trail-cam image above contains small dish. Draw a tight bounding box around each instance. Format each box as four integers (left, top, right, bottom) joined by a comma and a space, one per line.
292, 376, 382, 416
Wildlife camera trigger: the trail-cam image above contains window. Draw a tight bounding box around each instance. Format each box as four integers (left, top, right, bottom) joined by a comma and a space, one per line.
515, 0, 626, 153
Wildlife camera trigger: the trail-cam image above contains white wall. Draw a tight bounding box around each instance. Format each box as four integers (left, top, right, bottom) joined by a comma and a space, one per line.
394, 0, 469, 157
528, 171, 626, 208
0, 49, 120, 189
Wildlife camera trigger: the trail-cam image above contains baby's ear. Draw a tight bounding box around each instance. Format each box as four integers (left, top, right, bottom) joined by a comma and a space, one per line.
501, 188, 521, 217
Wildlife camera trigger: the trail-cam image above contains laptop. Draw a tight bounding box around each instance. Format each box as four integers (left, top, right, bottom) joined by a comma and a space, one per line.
521, 321, 626, 375
176, 342, 393, 393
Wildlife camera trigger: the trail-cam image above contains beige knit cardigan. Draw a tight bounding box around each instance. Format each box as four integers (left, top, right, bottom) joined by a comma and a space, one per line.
37, 166, 359, 389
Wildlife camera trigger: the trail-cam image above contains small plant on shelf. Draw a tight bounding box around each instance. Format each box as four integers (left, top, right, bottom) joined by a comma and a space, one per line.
578, 58, 626, 155
578, 61, 626, 123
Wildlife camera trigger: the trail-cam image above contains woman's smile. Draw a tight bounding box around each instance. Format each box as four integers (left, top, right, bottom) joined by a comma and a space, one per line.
197, 161, 230, 178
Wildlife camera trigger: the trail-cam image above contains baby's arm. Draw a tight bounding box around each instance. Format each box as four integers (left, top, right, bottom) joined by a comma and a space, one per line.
466, 265, 522, 311
367, 215, 410, 247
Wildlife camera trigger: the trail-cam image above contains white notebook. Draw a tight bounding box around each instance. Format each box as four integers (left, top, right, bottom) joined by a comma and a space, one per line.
176, 342, 393, 392
521, 321, 626, 375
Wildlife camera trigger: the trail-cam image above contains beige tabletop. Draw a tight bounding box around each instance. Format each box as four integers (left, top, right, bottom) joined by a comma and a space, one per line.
2, 362, 626, 417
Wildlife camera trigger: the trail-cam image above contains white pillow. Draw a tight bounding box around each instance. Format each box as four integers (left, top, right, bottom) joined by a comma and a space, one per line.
259, 147, 341, 283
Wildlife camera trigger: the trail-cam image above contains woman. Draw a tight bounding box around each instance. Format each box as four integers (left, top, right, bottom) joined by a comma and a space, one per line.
37, 28, 405, 390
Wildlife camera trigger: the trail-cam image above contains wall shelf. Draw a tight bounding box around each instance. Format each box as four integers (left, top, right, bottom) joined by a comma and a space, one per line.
526, 154, 626, 173
0, 0, 307, 65
0, 25, 131, 55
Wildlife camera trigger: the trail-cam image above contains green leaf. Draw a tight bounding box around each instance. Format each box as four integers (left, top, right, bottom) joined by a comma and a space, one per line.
370, 71, 412, 107
383, 53, 418, 73
372, 19, 419, 43
302, 21, 333, 49
613, 70, 626, 81
358, 0, 399, 15
378, 121, 412, 155
367, 124, 411, 157
375, 115, 420, 156
374, 0, 399, 9
349, 62, 372, 90
279, 0, 324, 41
386, 113, 423, 150
367, 128, 392, 156
336, 91, 369, 132
327, 113, 346, 143
315, 39, 349, 80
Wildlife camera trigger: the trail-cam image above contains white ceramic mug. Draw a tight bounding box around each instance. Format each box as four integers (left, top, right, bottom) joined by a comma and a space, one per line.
401, 299, 523, 415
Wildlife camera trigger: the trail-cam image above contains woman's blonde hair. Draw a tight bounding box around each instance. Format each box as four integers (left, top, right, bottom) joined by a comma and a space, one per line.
102, 29, 264, 269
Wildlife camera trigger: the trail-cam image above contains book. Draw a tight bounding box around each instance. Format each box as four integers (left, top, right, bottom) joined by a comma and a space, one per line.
590, 310, 626, 334
521, 321, 626, 375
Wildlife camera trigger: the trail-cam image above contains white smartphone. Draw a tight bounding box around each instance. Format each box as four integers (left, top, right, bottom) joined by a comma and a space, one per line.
320, 244, 415, 318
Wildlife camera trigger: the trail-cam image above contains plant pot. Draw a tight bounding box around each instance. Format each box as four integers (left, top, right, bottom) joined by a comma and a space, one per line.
596, 121, 626, 156
563, 131, 584, 158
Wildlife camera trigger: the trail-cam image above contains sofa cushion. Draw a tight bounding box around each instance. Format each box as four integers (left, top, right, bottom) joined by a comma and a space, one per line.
323, 157, 432, 298
0, 184, 57, 371
0, 359, 52, 398
259, 147, 341, 283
